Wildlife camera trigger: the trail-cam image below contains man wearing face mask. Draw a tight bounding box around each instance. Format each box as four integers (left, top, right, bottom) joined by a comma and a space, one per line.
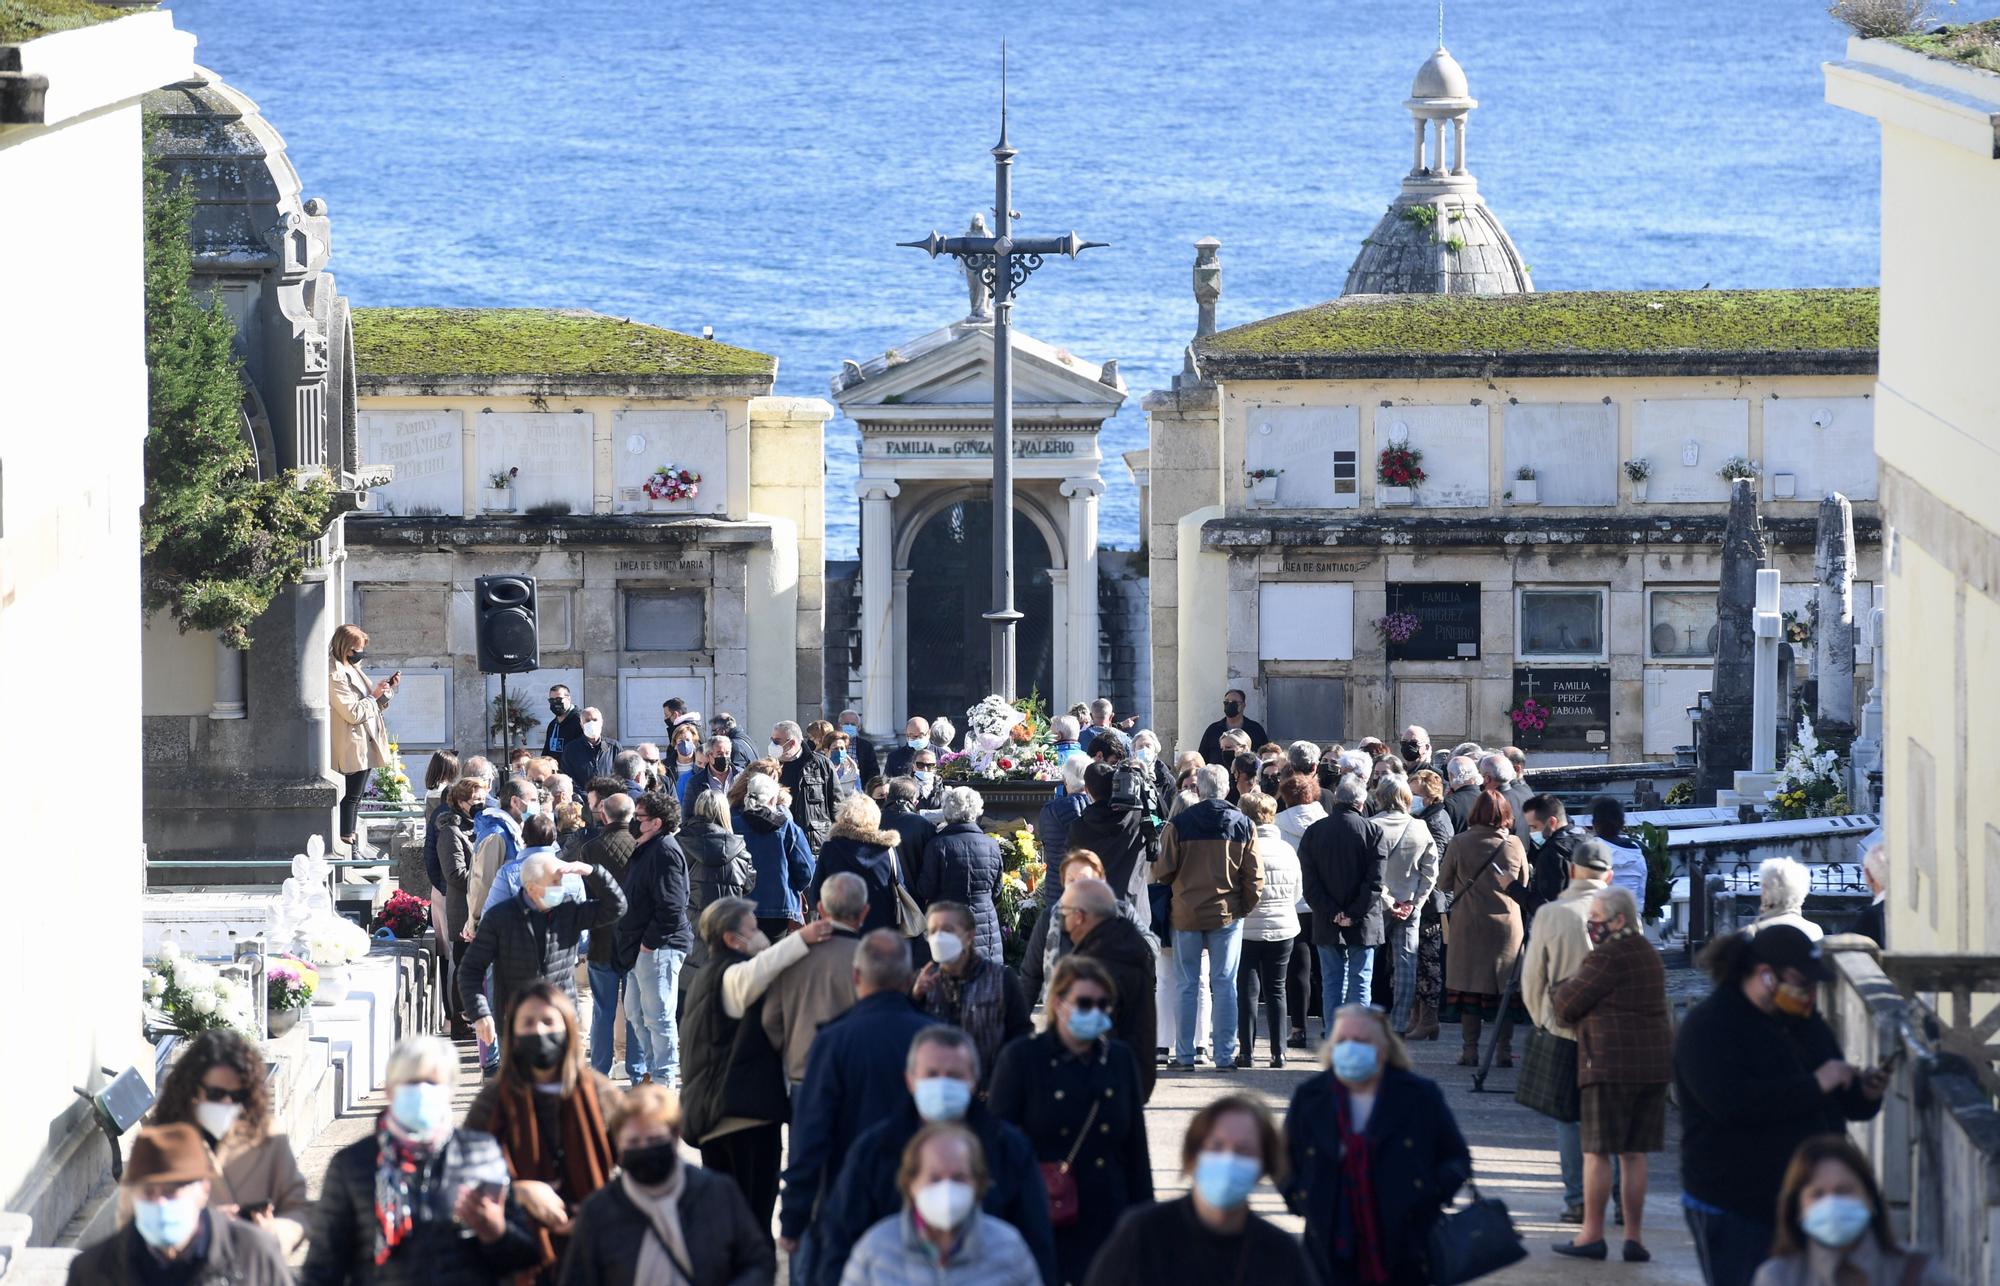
467, 777, 536, 938
543, 684, 584, 759
1674, 925, 1887, 1286
70, 1124, 291, 1286
558, 706, 619, 799
1513, 794, 1586, 927
680, 734, 738, 812
885, 716, 931, 780
1196, 689, 1269, 770
837, 708, 881, 782
812, 1028, 1057, 1286
1397, 724, 1433, 775
772, 719, 841, 853
616, 791, 697, 1089
842, 1126, 1042, 1286
907, 749, 945, 810
461, 850, 627, 1062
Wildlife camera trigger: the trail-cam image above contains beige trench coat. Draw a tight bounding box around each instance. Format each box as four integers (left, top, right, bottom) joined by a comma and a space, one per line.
328, 659, 392, 774
1439, 824, 1528, 995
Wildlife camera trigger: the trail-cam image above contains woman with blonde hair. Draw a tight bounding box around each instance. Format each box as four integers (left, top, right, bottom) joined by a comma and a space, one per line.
813, 790, 912, 937
328, 622, 397, 857
464, 982, 619, 1281
1284, 1004, 1472, 1285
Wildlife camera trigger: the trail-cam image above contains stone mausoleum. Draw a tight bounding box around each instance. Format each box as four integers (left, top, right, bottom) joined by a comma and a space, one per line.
344, 308, 833, 755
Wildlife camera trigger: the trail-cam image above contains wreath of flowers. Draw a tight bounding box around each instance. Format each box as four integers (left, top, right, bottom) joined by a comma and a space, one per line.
643, 464, 702, 502
1508, 698, 1550, 733
1378, 445, 1426, 488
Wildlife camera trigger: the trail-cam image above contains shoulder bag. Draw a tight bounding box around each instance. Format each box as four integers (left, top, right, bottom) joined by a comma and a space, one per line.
887, 847, 926, 938
1039, 1097, 1100, 1228
1513, 1027, 1581, 1122
1425, 1180, 1527, 1284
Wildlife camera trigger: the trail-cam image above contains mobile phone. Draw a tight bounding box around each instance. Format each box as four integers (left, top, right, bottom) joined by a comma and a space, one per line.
1872, 1045, 1907, 1078
237, 1201, 271, 1220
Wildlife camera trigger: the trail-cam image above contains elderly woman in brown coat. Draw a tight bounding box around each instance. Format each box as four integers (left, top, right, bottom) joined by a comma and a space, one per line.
1552, 885, 1673, 1265
1438, 788, 1527, 1067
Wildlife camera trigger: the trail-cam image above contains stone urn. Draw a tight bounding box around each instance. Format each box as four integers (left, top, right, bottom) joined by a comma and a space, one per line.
313, 964, 350, 1006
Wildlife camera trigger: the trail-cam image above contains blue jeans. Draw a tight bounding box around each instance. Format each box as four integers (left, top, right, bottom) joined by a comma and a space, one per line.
587, 963, 648, 1079
1318, 942, 1375, 1012
626, 946, 686, 1086
1682, 1197, 1772, 1286
1554, 1121, 1623, 1210
1173, 922, 1242, 1066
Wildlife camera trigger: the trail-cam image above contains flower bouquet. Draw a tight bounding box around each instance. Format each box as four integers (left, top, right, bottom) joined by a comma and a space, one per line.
643, 464, 702, 506
952, 694, 1062, 781
371, 890, 431, 940
1507, 699, 1550, 735
144, 941, 256, 1038
367, 738, 412, 804
995, 825, 1047, 967
1377, 445, 1427, 487
1374, 612, 1422, 645
1768, 717, 1849, 819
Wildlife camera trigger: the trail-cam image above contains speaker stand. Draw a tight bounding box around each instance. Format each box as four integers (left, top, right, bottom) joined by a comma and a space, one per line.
500, 670, 511, 767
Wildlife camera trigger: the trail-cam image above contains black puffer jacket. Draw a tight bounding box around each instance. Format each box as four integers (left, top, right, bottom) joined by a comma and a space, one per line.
458, 864, 627, 1022
679, 817, 756, 968
918, 821, 1005, 964
879, 799, 938, 887
556, 1167, 776, 1286
302, 1129, 542, 1286
779, 749, 841, 852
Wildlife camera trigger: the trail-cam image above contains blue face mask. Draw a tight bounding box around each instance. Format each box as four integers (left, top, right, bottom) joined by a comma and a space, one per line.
1801, 1194, 1874, 1249
914, 771, 935, 789
390, 1082, 452, 1137
1528, 830, 1547, 847
1331, 1039, 1380, 1084
912, 1076, 972, 1123
522, 802, 541, 819
1192, 1152, 1262, 1211
133, 1189, 203, 1249
831, 748, 847, 765
539, 872, 585, 908
908, 736, 927, 749
841, 723, 860, 737
1064, 1007, 1114, 1043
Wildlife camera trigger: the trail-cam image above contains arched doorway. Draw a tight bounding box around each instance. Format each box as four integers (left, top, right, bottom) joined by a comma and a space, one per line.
904, 499, 1055, 719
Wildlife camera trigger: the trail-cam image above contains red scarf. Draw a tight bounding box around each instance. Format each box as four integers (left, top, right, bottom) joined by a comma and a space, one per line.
1335, 1089, 1389, 1285
373, 1116, 433, 1266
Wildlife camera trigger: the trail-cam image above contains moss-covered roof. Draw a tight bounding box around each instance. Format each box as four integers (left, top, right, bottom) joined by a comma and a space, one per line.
1197, 289, 1878, 380
0, 0, 142, 43
1890, 19, 2000, 75
352, 307, 776, 387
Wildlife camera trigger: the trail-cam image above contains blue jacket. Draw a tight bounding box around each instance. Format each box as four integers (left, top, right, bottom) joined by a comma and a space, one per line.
735, 804, 814, 922
811, 1099, 1057, 1286
918, 821, 1006, 963
1284, 1066, 1471, 1286
778, 992, 935, 1243
473, 805, 522, 860
483, 843, 559, 915
1033, 794, 1088, 900
558, 737, 619, 796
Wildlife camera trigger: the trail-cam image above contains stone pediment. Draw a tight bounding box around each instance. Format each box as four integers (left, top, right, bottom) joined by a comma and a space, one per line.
834, 320, 1126, 426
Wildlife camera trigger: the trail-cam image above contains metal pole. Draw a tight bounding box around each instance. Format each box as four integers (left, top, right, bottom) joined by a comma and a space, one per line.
986, 106, 1021, 700
500, 671, 511, 767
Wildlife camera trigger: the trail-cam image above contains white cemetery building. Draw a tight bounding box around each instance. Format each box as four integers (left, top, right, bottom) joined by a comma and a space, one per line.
1148, 41, 1884, 762
345, 308, 833, 753
831, 305, 1127, 738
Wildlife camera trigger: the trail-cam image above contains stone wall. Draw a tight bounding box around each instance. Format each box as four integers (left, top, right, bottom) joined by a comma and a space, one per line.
749, 397, 832, 721
1098, 549, 1150, 725
1141, 383, 1222, 749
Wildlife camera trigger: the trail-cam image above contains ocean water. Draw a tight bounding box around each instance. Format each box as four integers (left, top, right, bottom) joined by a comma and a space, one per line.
163, 0, 1985, 556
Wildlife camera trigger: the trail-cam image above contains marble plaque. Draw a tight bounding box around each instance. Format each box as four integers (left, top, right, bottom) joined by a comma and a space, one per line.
1379, 406, 1488, 507
1259, 583, 1354, 660
1632, 399, 1749, 503
1762, 398, 1876, 502
613, 409, 729, 515
386, 669, 452, 748
1398, 680, 1469, 744
1262, 676, 1346, 743
1514, 667, 1610, 750
1385, 582, 1481, 660
1244, 404, 1360, 509
477, 412, 594, 513
357, 586, 447, 655
1644, 666, 1710, 755
1503, 403, 1617, 506
484, 666, 585, 747
619, 669, 713, 743
359, 411, 463, 516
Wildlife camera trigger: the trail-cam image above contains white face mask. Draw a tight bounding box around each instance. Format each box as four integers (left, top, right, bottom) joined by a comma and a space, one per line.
194, 1100, 242, 1140
914, 1179, 976, 1231
769, 740, 791, 761
581, 719, 603, 739
927, 930, 965, 966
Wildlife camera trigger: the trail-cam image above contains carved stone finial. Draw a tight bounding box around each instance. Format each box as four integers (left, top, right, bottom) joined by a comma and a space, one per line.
1193, 237, 1222, 339
965, 213, 993, 320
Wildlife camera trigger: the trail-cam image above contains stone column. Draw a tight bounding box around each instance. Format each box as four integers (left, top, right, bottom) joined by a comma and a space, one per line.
210, 637, 246, 720
1048, 568, 1071, 709
1814, 492, 1857, 736
1063, 478, 1104, 707
891, 569, 912, 722
1453, 114, 1467, 173
1852, 589, 1887, 809
857, 481, 900, 739
1412, 118, 1426, 173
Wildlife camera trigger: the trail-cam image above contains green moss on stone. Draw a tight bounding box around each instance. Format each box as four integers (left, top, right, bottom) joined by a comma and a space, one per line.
352, 307, 776, 381
1890, 19, 2000, 74
1200, 289, 1879, 359
0, 0, 139, 43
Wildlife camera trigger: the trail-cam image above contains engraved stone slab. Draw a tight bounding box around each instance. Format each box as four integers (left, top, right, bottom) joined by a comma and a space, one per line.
618, 669, 714, 744
1643, 666, 1711, 755
1259, 583, 1354, 660
1632, 399, 1749, 503
1244, 404, 1361, 509
477, 412, 593, 512
356, 586, 448, 656
1379, 406, 1487, 507
612, 409, 729, 515
359, 411, 464, 516
386, 669, 452, 748
1763, 398, 1875, 502
1503, 403, 1617, 506
1398, 680, 1470, 744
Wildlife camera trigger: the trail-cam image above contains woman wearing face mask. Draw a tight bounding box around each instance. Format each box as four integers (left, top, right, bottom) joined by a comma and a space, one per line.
730, 764, 814, 940
557, 1084, 777, 1286
670, 724, 705, 799
328, 622, 396, 858
913, 902, 1032, 1089
1283, 1004, 1471, 1285
439, 777, 486, 1040
1675, 926, 1887, 1286
679, 789, 759, 969
812, 791, 915, 939
918, 788, 1007, 964
305, 1035, 540, 1285
841, 1125, 1041, 1286
987, 958, 1152, 1286
1083, 1096, 1314, 1286
1750, 1136, 1952, 1286
823, 728, 862, 795
130, 1030, 310, 1254
462, 984, 618, 1282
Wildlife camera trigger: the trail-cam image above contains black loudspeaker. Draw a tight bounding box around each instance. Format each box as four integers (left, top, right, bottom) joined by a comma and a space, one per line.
475, 574, 539, 674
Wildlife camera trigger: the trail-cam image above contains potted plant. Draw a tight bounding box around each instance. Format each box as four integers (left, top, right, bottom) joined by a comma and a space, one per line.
1771, 471, 1798, 499
1377, 445, 1425, 506
642, 463, 702, 511
143, 941, 257, 1038
484, 467, 518, 513
371, 890, 432, 941
1374, 612, 1422, 651
1716, 456, 1760, 486
1624, 458, 1652, 502
1512, 465, 1539, 505
265, 958, 316, 1037
1244, 467, 1284, 506
305, 918, 369, 1006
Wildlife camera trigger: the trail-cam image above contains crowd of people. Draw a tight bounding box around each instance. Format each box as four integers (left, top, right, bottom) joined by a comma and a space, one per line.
90, 660, 1938, 1285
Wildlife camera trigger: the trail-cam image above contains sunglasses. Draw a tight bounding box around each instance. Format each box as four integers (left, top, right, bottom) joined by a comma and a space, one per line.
199, 1084, 250, 1105
1067, 995, 1112, 1014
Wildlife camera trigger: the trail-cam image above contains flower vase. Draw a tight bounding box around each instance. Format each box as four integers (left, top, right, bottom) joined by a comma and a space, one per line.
1249, 476, 1280, 507
1632, 478, 1648, 503
1378, 485, 1413, 507
1512, 480, 1540, 505
312, 965, 350, 1006
484, 486, 516, 514
1772, 473, 1797, 499
267, 1006, 301, 1038
646, 495, 676, 512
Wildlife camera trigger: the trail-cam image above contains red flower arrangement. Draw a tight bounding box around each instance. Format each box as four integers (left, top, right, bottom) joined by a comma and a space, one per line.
371, 890, 431, 940
642, 464, 702, 502
1508, 699, 1549, 734
1377, 445, 1427, 488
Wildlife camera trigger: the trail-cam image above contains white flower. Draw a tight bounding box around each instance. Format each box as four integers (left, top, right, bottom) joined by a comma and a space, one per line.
158, 940, 181, 960
190, 992, 217, 1016
143, 974, 165, 998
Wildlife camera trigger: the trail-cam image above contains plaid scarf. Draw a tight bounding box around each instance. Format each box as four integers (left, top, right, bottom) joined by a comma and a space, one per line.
372, 1115, 438, 1266
1335, 1089, 1389, 1285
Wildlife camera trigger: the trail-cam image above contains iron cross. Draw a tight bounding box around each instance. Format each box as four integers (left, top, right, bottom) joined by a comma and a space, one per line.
899, 50, 1106, 701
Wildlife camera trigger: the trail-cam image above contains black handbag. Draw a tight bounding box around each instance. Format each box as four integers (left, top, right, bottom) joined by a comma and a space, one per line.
1426, 1182, 1527, 1284
1514, 1027, 1581, 1123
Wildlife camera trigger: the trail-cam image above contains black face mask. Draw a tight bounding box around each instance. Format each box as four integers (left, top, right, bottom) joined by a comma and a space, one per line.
620, 1141, 680, 1186
549, 698, 568, 715
513, 1030, 565, 1071
629, 818, 645, 839
1400, 739, 1422, 759
713, 756, 729, 772
350, 650, 366, 664
1223, 700, 1243, 718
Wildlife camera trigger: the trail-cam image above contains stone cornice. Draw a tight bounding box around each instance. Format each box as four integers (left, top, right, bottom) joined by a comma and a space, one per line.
346, 514, 774, 549
1202, 349, 1878, 383
1200, 511, 1884, 553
